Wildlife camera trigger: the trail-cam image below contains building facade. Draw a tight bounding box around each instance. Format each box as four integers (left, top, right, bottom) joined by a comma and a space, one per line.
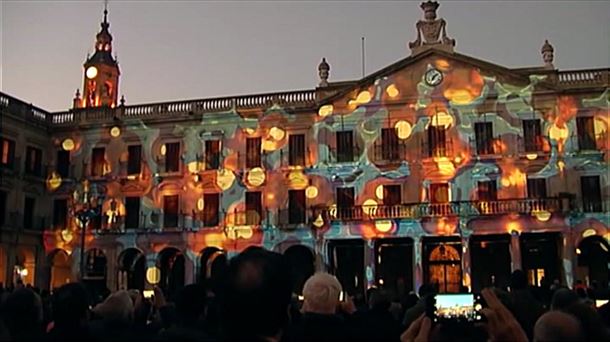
1, 1, 608, 298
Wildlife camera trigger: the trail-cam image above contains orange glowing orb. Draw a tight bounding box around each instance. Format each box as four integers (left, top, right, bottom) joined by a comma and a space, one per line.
386, 84, 399, 98
269, 127, 285, 141
394, 120, 412, 140
160, 144, 167, 156
244, 127, 256, 135
305, 185, 318, 199
375, 220, 393, 233
533, 210, 551, 222
187, 161, 200, 173
507, 221, 521, 234
216, 169, 236, 190
110, 126, 121, 138
363, 199, 378, 216
60, 229, 73, 243
86, 66, 98, 79
318, 105, 333, 117
62, 138, 75, 151
247, 167, 266, 187
288, 170, 308, 189
47, 172, 62, 191
197, 198, 204, 211
313, 214, 324, 228
429, 111, 454, 128
582, 229, 597, 238
549, 124, 569, 141
349, 90, 372, 106
146, 267, 161, 285
375, 185, 384, 200
526, 153, 538, 161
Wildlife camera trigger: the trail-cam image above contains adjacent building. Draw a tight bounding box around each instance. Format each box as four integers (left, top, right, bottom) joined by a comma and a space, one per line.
1, 1, 608, 298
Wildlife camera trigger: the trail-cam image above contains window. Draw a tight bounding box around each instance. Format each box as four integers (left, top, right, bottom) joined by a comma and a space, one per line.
23, 197, 35, 229
165, 142, 180, 173
53, 199, 68, 230
474, 122, 494, 155
289, 134, 305, 166
477, 181, 498, 201
523, 120, 542, 152
246, 137, 261, 168
205, 140, 221, 170
336, 131, 354, 163
581, 176, 602, 212
0, 138, 15, 169
202, 193, 220, 227
527, 178, 547, 199
91, 147, 106, 177
383, 185, 401, 206
336, 187, 355, 219
245, 191, 262, 225
25, 146, 42, 176
127, 145, 142, 175
125, 197, 140, 229
381, 128, 399, 160
56, 150, 70, 178
428, 126, 447, 157
576, 117, 596, 150
288, 190, 306, 224
0, 190, 6, 226
163, 195, 179, 228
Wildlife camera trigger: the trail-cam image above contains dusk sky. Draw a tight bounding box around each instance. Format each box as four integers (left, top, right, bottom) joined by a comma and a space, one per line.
2, 1, 609, 112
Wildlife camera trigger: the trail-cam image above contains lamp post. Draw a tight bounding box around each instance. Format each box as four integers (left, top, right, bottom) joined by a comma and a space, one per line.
70, 179, 102, 281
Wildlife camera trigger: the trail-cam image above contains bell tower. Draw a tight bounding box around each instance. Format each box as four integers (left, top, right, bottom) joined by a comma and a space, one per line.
77, 4, 120, 108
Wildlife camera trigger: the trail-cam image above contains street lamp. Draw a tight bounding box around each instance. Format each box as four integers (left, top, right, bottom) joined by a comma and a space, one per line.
70, 179, 102, 280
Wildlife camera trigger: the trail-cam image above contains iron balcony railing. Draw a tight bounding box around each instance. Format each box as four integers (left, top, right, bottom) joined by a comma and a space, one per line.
420, 139, 454, 158
576, 199, 610, 214
327, 146, 361, 164
371, 143, 408, 163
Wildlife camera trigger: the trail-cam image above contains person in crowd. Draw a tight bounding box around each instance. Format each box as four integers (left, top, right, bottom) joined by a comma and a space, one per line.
533, 310, 585, 342
550, 287, 580, 310
89, 290, 135, 341
220, 246, 293, 341
402, 284, 435, 328
46, 282, 97, 341
508, 270, 545, 339
0, 287, 43, 341
158, 283, 214, 342
562, 301, 610, 341
353, 288, 402, 341
289, 272, 357, 342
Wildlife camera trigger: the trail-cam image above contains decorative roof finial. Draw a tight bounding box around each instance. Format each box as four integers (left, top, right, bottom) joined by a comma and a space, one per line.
318, 58, 330, 87
73, 89, 82, 109
120, 95, 125, 106
409, 1, 455, 55
103, 0, 109, 25
541, 39, 554, 68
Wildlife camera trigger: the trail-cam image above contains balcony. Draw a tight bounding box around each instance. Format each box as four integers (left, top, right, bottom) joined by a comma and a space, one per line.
277, 208, 309, 227
420, 139, 454, 158
570, 133, 609, 153
371, 143, 408, 164
576, 199, 609, 214
226, 209, 266, 226
469, 137, 503, 158
4, 212, 47, 231
557, 69, 610, 89
326, 146, 361, 164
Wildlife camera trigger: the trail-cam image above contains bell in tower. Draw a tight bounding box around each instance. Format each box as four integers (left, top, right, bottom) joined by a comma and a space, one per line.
80, 4, 120, 108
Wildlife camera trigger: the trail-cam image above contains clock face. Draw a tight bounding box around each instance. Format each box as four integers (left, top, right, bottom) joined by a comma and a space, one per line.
86, 66, 98, 79
425, 69, 443, 86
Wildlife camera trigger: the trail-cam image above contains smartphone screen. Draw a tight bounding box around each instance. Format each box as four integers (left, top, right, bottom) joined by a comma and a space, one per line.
434, 294, 481, 322
143, 290, 154, 299
596, 300, 608, 308
339, 291, 345, 302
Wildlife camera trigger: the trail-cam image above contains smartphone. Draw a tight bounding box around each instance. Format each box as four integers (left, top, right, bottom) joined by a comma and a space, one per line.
143, 290, 154, 299
431, 293, 483, 323
339, 291, 345, 302
596, 300, 608, 308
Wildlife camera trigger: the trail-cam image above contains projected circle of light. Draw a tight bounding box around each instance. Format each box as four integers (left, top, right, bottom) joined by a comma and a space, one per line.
110, 126, 121, 138
197, 198, 204, 211
160, 144, 167, 156
243, 128, 256, 135
533, 210, 551, 222
187, 161, 199, 173
269, 127, 285, 141
386, 84, 399, 98
375, 220, 393, 233
247, 167, 266, 187
86, 66, 98, 79
305, 185, 318, 199
375, 185, 384, 200
288, 170, 308, 189
62, 138, 75, 151
216, 169, 236, 190
363, 199, 378, 216
526, 153, 538, 161
507, 221, 521, 234
582, 229, 597, 238
47, 172, 62, 191
313, 214, 324, 228
60, 229, 73, 243
356, 90, 371, 104
394, 120, 412, 140
429, 111, 454, 128
549, 124, 569, 141
146, 266, 161, 285
318, 105, 334, 117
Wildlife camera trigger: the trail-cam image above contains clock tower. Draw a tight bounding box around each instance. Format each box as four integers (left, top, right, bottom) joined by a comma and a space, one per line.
76, 6, 120, 109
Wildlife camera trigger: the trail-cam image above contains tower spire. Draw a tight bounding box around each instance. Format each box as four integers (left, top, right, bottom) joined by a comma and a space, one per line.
103, 1, 108, 24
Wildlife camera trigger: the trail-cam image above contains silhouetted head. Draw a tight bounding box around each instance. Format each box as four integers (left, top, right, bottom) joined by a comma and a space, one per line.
1, 287, 43, 340
52, 283, 90, 328
174, 283, 206, 326
302, 273, 342, 315
534, 311, 584, 342
510, 270, 528, 290
418, 283, 435, 298
551, 288, 580, 311
368, 288, 391, 311
222, 247, 293, 341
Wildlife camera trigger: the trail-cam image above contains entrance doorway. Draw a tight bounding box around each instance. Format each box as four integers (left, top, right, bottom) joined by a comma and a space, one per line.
49, 249, 73, 290
328, 239, 364, 297
520, 232, 561, 286
470, 235, 511, 291
117, 248, 145, 291
577, 236, 610, 290
375, 238, 413, 300
199, 247, 228, 290
284, 245, 315, 295
424, 238, 462, 293
158, 247, 185, 299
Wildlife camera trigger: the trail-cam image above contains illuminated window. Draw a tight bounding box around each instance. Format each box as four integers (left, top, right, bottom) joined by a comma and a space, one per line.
53, 199, 68, 230
474, 122, 494, 155
205, 140, 221, 170
0, 190, 6, 227
202, 193, 220, 227
383, 185, 401, 206
56, 150, 70, 178
246, 138, 261, 168
288, 134, 305, 166
336, 131, 354, 163
288, 189, 306, 224
526, 178, 547, 199
245, 191, 262, 225
91, 147, 106, 177
23, 197, 35, 229
164, 142, 180, 173
581, 176, 601, 213
125, 197, 140, 229
25, 146, 42, 176
576, 117, 596, 150
522, 120, 542, 152
428, 126, 447, 157
127, 145, 142, 175
163, 195, 179, 228
1, 138, 16, 169
381, 128, 399, 161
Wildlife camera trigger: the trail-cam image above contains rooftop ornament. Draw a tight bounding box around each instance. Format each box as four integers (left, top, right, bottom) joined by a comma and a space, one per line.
318, 57, 330, 87
409, 1, 455, 55
542, 39, 555, 68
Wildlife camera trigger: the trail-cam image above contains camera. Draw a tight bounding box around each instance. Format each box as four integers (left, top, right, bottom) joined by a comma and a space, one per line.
426, 293, 485, 323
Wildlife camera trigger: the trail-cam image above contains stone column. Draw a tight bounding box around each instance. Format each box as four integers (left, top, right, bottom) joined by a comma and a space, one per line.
461, 236, 472, 291
364, 239, 375, 289
413, 236, 423, 292
510, 232, 522, 272
561, 230, 575, 288
105, 247, 117, 291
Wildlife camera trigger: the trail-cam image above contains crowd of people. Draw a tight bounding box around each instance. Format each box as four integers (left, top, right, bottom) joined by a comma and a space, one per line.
0, 247, 609, 341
